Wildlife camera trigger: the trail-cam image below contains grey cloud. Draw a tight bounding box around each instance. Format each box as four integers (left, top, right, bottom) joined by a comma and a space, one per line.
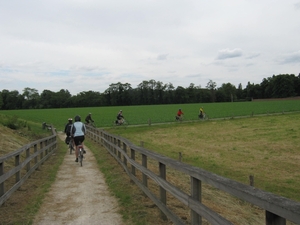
157, 54, 168, 60
216, 48, 243, 60
187, 73, 202, 78
280, 51, 300, 64
295, 2, 300, 9
245, 53, 261, 59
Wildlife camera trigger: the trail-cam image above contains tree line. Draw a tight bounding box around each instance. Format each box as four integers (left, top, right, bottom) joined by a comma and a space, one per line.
1, 74, 299, 110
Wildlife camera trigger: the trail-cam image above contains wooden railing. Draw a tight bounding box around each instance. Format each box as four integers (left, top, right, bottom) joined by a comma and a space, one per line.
86, 126, 300, 225
0, 126, 57, 206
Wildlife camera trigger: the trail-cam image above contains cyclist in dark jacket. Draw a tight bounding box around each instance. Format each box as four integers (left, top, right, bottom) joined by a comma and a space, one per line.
64, 118, 73, 136
64, 118, 73, 145
85, 113, 94, 124
115, 110, 124, 125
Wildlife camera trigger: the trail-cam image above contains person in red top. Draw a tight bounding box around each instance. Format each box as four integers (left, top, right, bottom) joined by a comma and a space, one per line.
176, 108, 184, 121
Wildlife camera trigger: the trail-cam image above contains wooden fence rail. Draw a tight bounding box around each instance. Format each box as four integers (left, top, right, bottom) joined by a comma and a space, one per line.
0, 126, 57, 206
86, 126, 300, 225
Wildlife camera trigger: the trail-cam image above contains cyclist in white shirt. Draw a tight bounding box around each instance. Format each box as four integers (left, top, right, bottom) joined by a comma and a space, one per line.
71, 115, 86, 162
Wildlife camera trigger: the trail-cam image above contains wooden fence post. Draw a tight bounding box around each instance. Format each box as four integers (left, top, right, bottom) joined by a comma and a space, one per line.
266, 211, 286, 225
249, 175, 254, 186
142, 154, 148, 188
0, 162, 4, 198
117, 139, 121, 159
40, 141, 44, 164
123, 142, 127, 166
45, 139, 48, 155
26, 147, 30, 172
159, 162, 167, 221
34, 144, 38, 165
131, 148, 136, 176
113, 138, 117, 155
15, 155, 20, 183
191, 177, 202, 225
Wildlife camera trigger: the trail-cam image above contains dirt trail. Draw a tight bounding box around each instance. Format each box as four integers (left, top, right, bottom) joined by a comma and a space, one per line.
32, 133, 124, 225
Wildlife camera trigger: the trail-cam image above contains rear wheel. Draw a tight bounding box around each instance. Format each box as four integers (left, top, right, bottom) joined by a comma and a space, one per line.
79, 149, 83, 167
69, 140, 73, 154
78, 143, 83, 167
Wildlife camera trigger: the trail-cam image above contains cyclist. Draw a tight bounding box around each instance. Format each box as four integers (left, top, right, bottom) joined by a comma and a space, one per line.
115, 110, 124, 125
71, 115, 86, 162
85, 113, 94, 124
176, 108, 184, 121
199, 107, 205, 119
64, 118, 73, 145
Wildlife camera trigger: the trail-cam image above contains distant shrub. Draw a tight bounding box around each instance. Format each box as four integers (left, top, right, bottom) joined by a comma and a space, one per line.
1, 115, 18, 129
0, 115, 28, 130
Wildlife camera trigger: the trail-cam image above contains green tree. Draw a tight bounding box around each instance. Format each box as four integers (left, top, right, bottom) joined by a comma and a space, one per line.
271, 74, 296, 98
236, 83, 244, 100
22, 87, 40, 109
217, 83, 237, 102
246, 82, 262, 100
40, 90, 56, 108
206, 80, 217, 102
174, 86, 187, 103
0, 92, 3, 109
163, 82, 175, 104
1, 90, 23, 109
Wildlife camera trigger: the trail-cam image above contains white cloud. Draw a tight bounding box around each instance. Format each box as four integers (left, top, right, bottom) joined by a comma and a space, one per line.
216, 48, 243, 60
0, 0, 300, 95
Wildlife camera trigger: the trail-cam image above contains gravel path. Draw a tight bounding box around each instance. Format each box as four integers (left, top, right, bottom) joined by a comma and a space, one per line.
32, 133, 124, 225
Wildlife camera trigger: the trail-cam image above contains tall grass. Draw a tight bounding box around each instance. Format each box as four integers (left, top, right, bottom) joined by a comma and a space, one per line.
105, 113, 300, 202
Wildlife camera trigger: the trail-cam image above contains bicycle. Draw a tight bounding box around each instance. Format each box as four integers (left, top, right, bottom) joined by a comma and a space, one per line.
68, 137, 74, 154
114, 118, 128, 127
85, 121, 96, 127
77, 142, 85, 167
198, 113, 206, 120
175, 115, 184, 122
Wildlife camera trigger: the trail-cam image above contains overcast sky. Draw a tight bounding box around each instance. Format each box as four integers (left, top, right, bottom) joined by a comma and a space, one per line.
1, 0, 300, 95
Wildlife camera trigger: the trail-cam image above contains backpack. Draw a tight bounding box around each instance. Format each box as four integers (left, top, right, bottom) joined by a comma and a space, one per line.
65, 136, 71, 145
65, 124, 72, 135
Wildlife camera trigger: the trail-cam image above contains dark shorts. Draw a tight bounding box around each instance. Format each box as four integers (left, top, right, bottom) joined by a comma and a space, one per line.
74, 136, 85, 146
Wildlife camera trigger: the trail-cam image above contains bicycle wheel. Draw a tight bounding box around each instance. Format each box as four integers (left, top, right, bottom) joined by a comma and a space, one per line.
79, 148, 83, 166
123, 120, 128, 127
69, 141, 73, 154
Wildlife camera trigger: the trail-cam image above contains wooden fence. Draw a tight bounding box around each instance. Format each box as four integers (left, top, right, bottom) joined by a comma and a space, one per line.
86, 126, 300, 225
0, 126, 57, 206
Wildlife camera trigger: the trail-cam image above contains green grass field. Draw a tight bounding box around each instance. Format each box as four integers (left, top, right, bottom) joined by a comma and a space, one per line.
104, 113, 300, 201
1, 100, 299, 224
0, 100, 299, 130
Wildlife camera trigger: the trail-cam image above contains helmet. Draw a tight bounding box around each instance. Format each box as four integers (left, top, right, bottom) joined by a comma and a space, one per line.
75, 115, 81, 122
89, 113, 91, 115
68, 118, 72, 121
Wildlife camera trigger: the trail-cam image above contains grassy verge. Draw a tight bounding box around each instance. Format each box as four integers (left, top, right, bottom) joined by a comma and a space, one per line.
0, 137, 66, 224
105, 113, 300, 202
85, 139, 170, 225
